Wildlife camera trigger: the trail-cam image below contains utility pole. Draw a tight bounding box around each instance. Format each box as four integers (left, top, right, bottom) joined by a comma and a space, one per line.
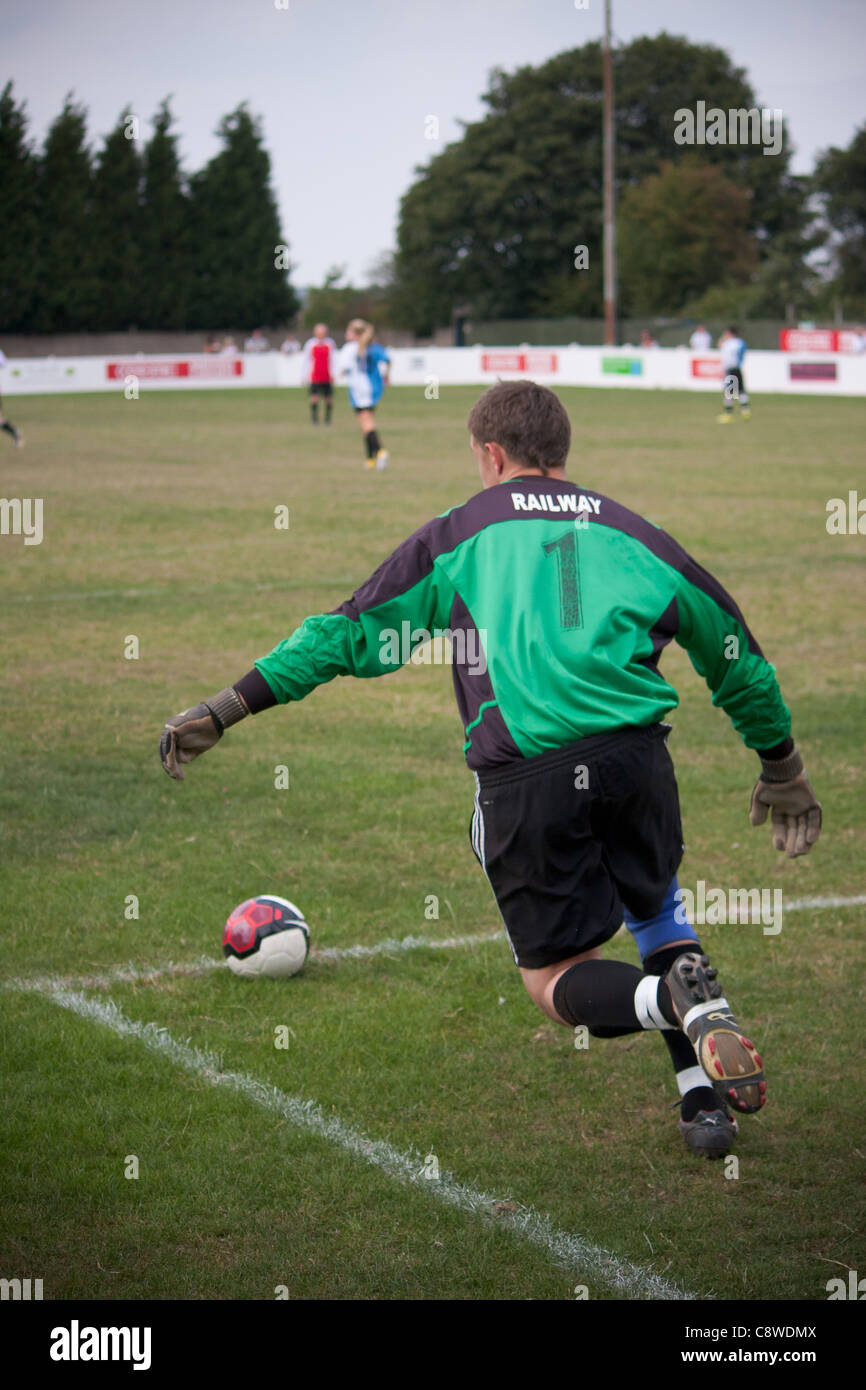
602, 0, 617, 346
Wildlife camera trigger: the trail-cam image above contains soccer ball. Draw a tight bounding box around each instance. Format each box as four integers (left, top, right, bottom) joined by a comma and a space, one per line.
222, 895, 310, 979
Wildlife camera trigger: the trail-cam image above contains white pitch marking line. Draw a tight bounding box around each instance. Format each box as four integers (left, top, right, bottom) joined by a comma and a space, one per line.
314, 928, 504, 961
14, 982, 698, 1301
16, 892, 864, 995
772, 894, 866, 910
15, 955, 225, 994
23, 930, 506, 992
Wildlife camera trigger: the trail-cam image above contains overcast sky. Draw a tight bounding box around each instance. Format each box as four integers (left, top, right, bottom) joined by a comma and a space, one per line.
6, 0, 865, 286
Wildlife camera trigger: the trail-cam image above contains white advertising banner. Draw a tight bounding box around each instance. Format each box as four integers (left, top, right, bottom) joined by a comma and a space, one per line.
4, 346, 865, 397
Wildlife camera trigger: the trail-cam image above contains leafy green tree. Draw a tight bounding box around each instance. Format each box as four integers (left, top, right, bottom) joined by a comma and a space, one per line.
90, 108, 143, 330
0, 82, 40, 331
187, 104, 297, 329
33, 95, 97, 331
393, 34, 814, 333
813, 124, 866, 314
301, 262, 393, 334
618, 160, 757, 315
140, 100, 192, 329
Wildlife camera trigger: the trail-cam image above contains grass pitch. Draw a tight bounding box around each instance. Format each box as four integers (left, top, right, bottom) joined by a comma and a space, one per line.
1, 384, 864, 1301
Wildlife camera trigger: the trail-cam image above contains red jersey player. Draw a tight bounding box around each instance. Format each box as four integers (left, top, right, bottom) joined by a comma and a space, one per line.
302, 323, 338, 424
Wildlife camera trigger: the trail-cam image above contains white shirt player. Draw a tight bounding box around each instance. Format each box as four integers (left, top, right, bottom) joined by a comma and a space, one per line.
337, 340, 390, 410
689, 327, 712, 350
719, 336, 746, 371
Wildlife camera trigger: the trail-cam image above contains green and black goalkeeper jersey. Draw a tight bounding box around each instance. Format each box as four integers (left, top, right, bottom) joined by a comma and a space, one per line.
249, 474, 791, 770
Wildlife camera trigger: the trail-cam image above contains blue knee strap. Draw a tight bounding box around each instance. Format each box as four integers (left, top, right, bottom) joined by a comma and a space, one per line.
623, 876, 698, 963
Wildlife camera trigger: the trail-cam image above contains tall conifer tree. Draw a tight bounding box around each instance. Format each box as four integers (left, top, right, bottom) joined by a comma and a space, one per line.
90, 107, 143, 330
140, 100, 191, 329
34, 95, 96, 331
187, 104, 296, 329
0, 83, 40, 332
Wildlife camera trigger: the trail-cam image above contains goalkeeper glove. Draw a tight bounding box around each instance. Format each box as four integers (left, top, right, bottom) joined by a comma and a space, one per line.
749, 746, 822, 858
160, 687, 248, 781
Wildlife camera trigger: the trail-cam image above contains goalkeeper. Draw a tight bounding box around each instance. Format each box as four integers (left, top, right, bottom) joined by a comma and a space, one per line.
160, 381, 821, 1160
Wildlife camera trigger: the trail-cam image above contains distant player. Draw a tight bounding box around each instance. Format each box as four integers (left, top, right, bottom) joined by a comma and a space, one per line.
302, 323, 338, 425
718, 327, 751, 422
689, 323, 712, 351
0, 348, 23, 447
338, 319, 390, 469
160, 380, 822, 1161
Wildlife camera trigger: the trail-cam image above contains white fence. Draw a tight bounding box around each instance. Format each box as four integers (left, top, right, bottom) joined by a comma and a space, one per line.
4, 345, 865, 397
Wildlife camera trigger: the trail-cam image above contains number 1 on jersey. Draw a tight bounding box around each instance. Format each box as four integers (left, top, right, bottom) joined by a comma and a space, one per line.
543, 530, 583, 629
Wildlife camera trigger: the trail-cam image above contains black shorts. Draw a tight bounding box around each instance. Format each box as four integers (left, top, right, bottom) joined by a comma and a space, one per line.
309, 381, 332, 396
469, 724, 685, 969
723, 367, 745, 395
352, 403, 375, 414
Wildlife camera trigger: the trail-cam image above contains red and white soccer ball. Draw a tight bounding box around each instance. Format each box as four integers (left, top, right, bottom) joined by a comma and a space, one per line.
222, 895, 310, 979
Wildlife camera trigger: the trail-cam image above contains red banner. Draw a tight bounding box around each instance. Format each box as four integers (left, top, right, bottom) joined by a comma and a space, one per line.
778, 330, 837, 353
523, 350, 558, 373
106, 358, 244, 380
480, 351, 558, 373
691, 357, 722, 379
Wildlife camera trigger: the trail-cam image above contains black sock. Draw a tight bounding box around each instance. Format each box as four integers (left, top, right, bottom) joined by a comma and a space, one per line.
644, 943, 718, 1120
661, 1029, 717, 1119
553, 959, 649, 1036
364, 429, 380, 459
553, 956, 681, 1034
311, 401, 319, 423
1, 420, 16, 437
325, 400, 332, 423
552, 955, 718, 1118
